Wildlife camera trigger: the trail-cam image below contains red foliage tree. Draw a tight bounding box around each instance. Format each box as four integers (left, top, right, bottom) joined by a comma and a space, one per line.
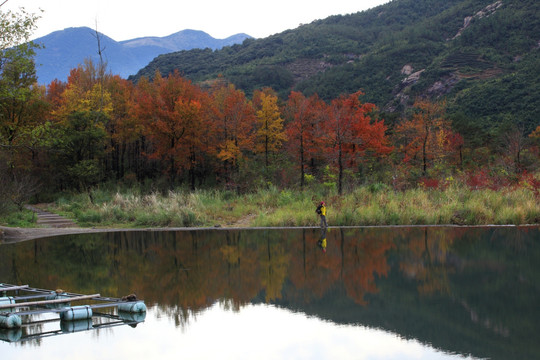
284, 91, 327, 187
326, 91, 392, 194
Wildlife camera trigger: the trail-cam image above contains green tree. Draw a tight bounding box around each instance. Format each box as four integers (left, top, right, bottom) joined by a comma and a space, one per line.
52, 111, 108, 191
0, 4, 42, 211
0, 4, 41, 152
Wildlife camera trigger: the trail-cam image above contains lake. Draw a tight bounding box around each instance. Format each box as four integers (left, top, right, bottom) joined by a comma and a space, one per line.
1, 226, 539, 359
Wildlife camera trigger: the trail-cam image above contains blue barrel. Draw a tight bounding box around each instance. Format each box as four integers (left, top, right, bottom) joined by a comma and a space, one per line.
46, 291, 69, 300
0, 296, 15, 306
61, 318, 93, 333
60, 305, 93, 321
118, 310, 147, 323
0, 328, 22, 342
45, 292, 71, 309
118, 301, 147, 313
0, 314, 22, 329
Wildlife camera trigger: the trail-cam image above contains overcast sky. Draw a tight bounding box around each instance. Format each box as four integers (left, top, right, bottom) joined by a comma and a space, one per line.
3, 0, 390, 41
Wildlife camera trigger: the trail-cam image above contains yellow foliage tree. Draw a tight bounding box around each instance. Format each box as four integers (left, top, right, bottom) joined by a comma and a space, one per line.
254, 90, 286, 167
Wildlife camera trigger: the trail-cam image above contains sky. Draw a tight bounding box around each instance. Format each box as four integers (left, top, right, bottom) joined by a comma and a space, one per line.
2, 0, 391, 41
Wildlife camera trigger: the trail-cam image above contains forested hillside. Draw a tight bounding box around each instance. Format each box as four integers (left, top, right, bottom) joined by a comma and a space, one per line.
132, 0, 540, 137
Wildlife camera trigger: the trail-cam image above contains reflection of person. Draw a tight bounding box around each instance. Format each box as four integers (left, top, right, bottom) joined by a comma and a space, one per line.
317, 227, 327, 253
315, 201, 327, 228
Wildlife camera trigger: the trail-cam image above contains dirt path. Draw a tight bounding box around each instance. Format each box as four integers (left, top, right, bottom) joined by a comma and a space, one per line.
0, 212, 256, 243
0, 226, 111, 242
224, 214, 256, 228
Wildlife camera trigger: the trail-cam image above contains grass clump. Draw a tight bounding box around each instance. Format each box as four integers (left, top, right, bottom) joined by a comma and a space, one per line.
0, 207, 37, 227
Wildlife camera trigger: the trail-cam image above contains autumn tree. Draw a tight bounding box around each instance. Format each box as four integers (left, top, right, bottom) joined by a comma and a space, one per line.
175, 94, 210, 189
285, 91, 327, 188
394, 99, 455, 177
105, 75, 136, 179
253, 89, 286, 168
327, 91, 392, 194
45, 79, 67, 114
135, 71, 184, 183
54, 60, 113, 118
499, 123, 527, 174
136, 71, 211, 188
210, 83, 255, 183
43, 61, 116, 192
530, 125, 540, 145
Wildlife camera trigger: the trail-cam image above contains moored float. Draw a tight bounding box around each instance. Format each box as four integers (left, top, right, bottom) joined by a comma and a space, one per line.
0, 283, 146, 340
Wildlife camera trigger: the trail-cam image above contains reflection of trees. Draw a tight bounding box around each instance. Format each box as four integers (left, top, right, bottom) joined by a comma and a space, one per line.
0, 227, 498, 328
287, 228, 394, 305
397, 227, 458, 295
218, 232, 261, 310
1, 226, 540, 358
340, 229, 394, 304
259, 232, 290, 302
1, 228, 396, 317
288, 229, 339, 303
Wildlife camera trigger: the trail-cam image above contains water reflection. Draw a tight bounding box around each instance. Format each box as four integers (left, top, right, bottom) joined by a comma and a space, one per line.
317, 227, 327, 252
1, 226, 539, 359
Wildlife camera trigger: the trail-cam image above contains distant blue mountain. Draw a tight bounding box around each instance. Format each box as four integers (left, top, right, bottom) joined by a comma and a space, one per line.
32, 27, 251, 84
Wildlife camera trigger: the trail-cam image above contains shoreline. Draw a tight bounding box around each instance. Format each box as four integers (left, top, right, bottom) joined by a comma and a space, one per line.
2, 224, 537, 244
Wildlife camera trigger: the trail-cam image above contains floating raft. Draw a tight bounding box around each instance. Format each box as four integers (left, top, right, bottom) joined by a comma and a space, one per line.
0, 283, 146, 338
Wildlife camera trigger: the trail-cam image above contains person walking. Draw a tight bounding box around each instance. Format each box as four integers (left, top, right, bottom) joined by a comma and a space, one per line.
316, 201, 327, 228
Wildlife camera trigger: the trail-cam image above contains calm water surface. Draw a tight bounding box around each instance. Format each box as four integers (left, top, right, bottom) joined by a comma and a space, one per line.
0, 226, 538, 359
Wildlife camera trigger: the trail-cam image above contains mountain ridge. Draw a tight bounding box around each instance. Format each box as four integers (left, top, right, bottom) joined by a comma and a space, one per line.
32, 27, 251, 84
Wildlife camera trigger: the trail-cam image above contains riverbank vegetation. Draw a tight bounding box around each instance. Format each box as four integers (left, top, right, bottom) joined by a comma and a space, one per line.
2, 180, 537, 228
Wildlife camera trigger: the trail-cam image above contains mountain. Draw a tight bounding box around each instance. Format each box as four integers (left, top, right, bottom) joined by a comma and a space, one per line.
32, 27, 251, 84
130, 0, 540, 137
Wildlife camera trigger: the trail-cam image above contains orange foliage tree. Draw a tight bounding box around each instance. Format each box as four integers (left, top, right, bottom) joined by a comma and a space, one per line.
134, 71, 212, 188
285, 91, 327, 188
209, 83, 256, 183
394, 99, 459, 178
326, 91, 392, 194
105, 75, 140, 180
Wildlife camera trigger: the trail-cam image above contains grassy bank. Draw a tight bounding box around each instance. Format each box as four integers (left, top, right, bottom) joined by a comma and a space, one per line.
27, 184, 539, 228
2, 184, 538, 228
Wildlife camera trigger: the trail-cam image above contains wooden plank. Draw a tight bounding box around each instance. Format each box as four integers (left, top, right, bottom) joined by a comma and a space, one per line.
0, 285, 29, 292
0, 293, 100, 310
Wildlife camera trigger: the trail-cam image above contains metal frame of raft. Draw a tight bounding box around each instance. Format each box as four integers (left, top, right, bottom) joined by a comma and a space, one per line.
0, 283, 147, 342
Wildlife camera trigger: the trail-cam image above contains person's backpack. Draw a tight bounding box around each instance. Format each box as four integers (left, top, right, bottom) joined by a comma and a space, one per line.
316, 205, 322, 214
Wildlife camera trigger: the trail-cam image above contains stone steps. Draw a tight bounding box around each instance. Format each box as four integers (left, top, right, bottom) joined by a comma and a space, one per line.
25, 205, 78, 228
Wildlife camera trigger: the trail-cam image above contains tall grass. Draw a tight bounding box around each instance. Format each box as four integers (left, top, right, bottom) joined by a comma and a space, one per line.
45, 184, 540, 228
0, 207, 37, 227
55, 189, 206, 227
